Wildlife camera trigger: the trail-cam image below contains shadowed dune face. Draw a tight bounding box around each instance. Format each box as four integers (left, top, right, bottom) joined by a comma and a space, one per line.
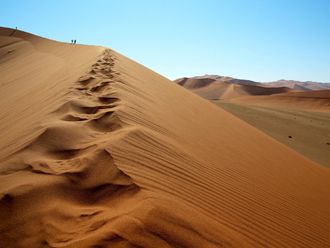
176, 77, 216, 89
1, 28, 330, 247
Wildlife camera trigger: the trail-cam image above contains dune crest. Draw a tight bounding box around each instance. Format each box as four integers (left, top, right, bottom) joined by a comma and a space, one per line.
1, 28, 330, 247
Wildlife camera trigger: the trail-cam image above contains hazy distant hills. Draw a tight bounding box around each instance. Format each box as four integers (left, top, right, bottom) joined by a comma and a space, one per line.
176, 75, 330, 90
264, 79, 330, 91
175, 75, 330, 100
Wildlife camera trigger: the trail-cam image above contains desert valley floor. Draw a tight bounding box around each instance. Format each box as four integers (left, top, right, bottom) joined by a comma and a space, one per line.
214, 102, 330, 167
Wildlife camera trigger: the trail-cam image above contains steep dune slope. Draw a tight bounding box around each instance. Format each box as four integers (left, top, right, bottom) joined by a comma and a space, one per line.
1, 28, 330, 247
0, 27, 103, 160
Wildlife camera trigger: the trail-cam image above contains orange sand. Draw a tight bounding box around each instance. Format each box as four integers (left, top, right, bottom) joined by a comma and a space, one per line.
1, 28, 330, 247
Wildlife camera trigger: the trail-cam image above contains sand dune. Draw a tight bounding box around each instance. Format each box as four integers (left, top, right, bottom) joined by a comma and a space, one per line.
176, 76, 291, 100
1, 28, 330, 247
177, 75, 330, 167
176, 75, 261, 87
177, 75, 330, 92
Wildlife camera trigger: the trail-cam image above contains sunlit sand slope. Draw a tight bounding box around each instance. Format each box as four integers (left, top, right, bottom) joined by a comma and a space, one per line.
1, 28, 330, 247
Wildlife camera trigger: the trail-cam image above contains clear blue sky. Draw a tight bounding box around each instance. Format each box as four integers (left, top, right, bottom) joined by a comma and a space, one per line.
2, 0, 330, 82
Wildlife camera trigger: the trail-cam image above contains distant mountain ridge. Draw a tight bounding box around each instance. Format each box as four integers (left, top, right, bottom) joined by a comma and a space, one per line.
175, 75, 290, 100
264, 79, 330, 91
175, 75, 330, 100
175, 75, 330, 91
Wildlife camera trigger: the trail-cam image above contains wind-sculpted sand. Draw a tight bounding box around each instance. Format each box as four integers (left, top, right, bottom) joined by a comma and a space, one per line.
1, 28, 330, 247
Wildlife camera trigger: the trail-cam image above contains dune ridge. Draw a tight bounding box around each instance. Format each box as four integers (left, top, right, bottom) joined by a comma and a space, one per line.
0, 34, 245, 247
1, 29, 330, 247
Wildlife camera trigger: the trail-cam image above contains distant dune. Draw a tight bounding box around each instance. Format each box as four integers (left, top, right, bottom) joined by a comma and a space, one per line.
176, 76, 292, 100
177, 76, 330, 167
176, 75, 330, 110
1, 28, 330, 247
176, 75, 330, 92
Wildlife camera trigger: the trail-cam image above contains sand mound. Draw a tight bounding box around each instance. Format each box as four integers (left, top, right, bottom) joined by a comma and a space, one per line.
1, 28, 330, 247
